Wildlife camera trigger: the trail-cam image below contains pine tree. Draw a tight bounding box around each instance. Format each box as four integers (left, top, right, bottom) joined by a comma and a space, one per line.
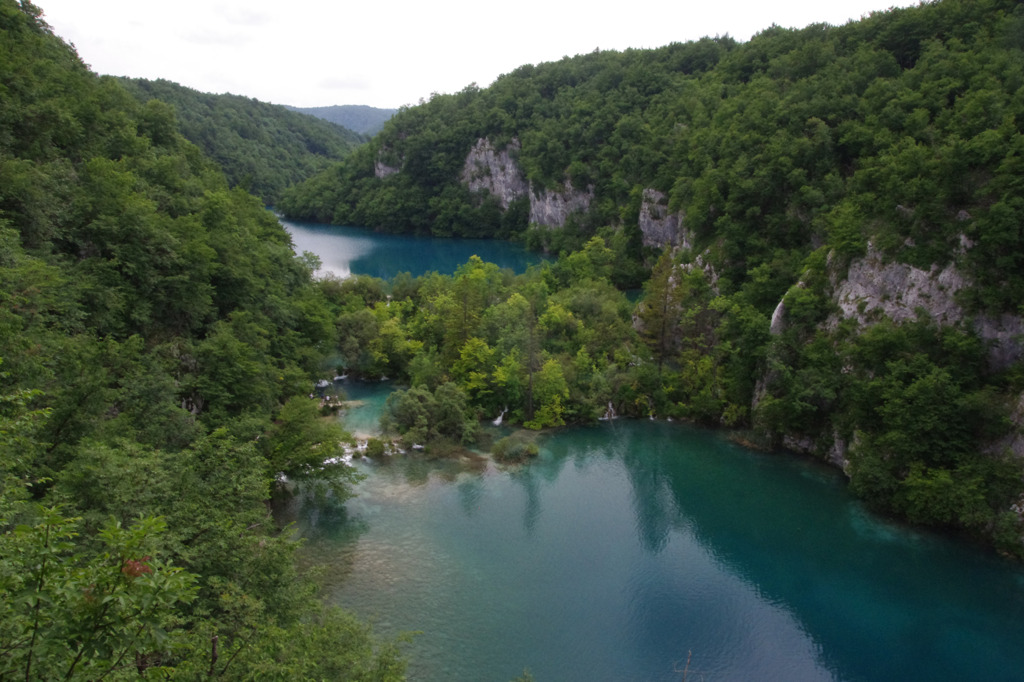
639, 249, 685, 374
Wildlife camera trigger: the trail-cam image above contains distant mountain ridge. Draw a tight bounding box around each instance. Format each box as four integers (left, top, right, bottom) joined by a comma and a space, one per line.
286, 104, 397, 136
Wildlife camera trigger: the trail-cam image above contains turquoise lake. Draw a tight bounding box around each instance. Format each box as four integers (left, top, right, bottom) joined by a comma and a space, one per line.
279, 227, 1024, 681
279, 217, 544, 279
277, 382, 1024, 682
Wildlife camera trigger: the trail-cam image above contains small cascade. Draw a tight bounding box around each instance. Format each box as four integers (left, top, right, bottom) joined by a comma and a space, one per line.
493, 407, 508, 426
314, 378, 331, 398
599, 402, 617, 421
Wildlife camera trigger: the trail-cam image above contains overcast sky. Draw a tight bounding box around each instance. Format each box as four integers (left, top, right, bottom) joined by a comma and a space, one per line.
38, 0, 917, 110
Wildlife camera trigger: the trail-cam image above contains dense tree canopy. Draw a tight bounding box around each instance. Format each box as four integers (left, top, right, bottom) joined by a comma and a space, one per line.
122, 78, 366, 205
4, 2, 1024, 677
0, 1, 403, 676
282, 0, 1024, 309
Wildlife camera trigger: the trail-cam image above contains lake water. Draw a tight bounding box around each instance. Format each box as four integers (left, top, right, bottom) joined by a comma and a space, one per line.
280, 383, 1024, 682
279, 217, 544, 279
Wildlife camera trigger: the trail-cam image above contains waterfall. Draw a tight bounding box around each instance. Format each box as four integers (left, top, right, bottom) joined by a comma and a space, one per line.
493, 407, 508, 426
600, 402, 617, 421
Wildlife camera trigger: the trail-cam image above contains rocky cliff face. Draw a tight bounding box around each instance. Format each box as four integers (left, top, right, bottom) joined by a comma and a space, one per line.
459, 137, 691, 245
374, 159, 400, 179
374, 146, 401, 179
460, 138, 689, 246
829, 243, 966, 329
828, 243, 1024, 371
528, 181, 593, 227
460, 137, 615, 230
461, 138, 529, 208
769, 242, 1024, 465
638, 189, 689, 248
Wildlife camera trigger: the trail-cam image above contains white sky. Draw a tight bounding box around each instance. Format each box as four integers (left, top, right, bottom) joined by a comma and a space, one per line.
38, 0, 918, 110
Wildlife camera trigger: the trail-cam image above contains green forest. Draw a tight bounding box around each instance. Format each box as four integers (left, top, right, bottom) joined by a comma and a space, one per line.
4, 0, 1024, 677
122, 78, 365, 205
0, 2, 403, 678
280, 0, 1024, 555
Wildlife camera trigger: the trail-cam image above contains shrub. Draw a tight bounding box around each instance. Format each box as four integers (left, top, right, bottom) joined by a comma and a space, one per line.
492, 434, 540, 463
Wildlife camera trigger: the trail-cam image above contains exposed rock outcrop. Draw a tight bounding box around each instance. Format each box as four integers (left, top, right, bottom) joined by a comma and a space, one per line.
782, 430, 852, 471
461, 138, 529, 208
682, 254, 720, 293
769, 242, 1024, 466
528, 181, 592, 227
769, 299, 787, 336
374, 159, 400, 179
829, 242, 965, 329
638, 189, 689, 248
828, 242, 1024, 371
460, 137, 593, 228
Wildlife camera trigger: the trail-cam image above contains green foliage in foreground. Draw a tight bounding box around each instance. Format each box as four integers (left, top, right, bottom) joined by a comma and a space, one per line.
0, 1, 405, 676
0, 512, 196, 680
0, 501, 406, 681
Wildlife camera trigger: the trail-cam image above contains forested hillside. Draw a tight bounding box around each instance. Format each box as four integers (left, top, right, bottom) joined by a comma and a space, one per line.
281, 0, 1024, 307
286, 104, 397, 136
0, 1, 403, 677
122, 78, 365, 204
281, 0, 1024, 555
4, 1, 1024, 677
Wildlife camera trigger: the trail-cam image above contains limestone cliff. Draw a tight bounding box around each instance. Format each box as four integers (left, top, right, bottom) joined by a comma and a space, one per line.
527, 180, 593, 227
829, 243, 965, 330
460, 137, 595, 228
374, 160, 400, 179
767, 242, 1024, 465
638, 189, 689, 248
461, 138, 529, 208
462, 137, 687, 235
374, 146, 401, 179
828, 243, 1024, 372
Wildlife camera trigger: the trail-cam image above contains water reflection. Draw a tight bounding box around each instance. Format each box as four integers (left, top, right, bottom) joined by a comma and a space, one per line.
510, 467, 542, 534
615, 422, 1024, 682
456, 478, 484, 518
280, 217, 545, 280
289, 415, 1024, 682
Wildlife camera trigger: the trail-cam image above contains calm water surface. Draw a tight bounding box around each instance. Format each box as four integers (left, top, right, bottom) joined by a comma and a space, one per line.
279, 217, 543, 279
280, 385, 1024, 682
